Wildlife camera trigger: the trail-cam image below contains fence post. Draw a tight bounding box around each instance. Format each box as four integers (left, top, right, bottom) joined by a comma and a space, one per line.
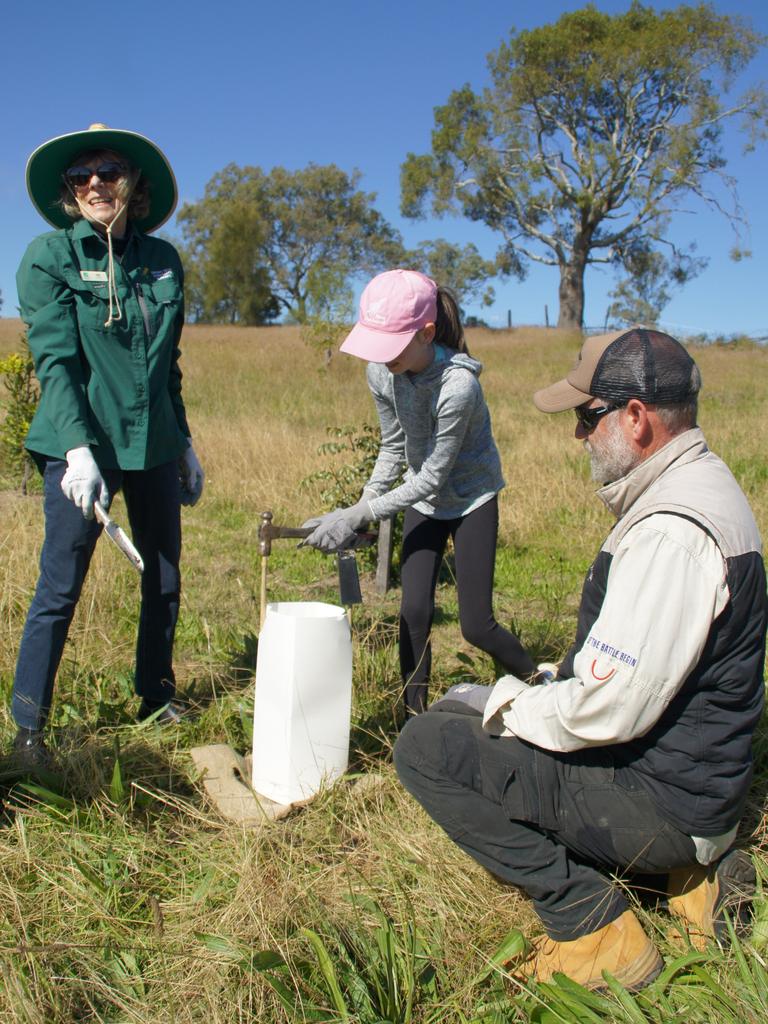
375, 517, 395, 594
544, 305, 550, 327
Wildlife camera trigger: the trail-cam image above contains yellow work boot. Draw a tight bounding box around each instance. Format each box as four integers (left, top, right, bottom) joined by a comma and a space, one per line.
667, 848, 755, 946
508, 909, 663, 992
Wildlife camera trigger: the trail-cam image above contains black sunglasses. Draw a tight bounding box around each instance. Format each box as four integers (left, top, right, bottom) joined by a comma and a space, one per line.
574, 402, 624, 432
64, 162, 126, 188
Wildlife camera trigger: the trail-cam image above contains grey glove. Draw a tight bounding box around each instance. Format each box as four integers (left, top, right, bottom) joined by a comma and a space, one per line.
300, 507, 344, 533
429, 682, 495, 715
179, 444, 204, 506
303, 498, 373, 554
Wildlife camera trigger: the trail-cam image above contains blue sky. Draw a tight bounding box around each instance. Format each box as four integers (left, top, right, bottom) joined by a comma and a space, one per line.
2, 0, 766, 336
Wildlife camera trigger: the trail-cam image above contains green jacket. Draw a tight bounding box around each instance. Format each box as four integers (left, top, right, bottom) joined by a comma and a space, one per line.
17, 218, 191, 470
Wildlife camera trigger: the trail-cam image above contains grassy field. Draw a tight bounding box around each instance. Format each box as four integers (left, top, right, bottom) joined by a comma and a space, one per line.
0, 317, 767, 1022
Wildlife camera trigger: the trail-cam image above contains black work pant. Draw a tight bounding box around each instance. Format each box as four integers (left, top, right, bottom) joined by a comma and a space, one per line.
394, 709, 697, 940
399, 498, 533, 713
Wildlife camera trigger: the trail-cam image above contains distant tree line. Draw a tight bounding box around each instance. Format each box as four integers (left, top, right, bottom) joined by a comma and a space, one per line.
176, 164, 508, 325
177, 4, 766, 330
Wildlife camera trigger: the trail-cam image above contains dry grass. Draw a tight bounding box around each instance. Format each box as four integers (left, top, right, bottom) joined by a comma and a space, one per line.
0, 318, 767, 1021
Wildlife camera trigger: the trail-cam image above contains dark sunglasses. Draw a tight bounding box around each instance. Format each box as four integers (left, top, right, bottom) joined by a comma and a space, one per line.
574, 402, 624, 432
64, 162, 126, 188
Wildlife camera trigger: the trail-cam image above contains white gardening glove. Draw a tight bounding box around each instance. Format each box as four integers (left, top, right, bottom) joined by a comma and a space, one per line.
179, 444, 204, 506
303, 498, 373, 554
61, 446, 110, 519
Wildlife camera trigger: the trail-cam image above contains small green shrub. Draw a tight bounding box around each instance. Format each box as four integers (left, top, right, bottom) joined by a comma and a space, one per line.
299, 270, 354, 367
301, 423, 403, 576
303, 423, 380, 506
0, 334, 39, 492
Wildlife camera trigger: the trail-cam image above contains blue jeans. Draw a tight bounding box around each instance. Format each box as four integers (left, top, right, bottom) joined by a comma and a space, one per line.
12, 458, 182, 730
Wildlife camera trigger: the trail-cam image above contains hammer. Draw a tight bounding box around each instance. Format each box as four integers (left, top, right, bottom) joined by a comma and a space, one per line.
258, 510, 374, 629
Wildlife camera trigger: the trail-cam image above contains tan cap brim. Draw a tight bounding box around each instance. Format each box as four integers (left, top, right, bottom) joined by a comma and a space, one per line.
532, 329, 634, 413
533, 379, 594, 412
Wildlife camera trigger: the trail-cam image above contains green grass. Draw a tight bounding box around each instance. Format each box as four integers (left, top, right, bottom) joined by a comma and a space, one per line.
1, 320, 767, 1022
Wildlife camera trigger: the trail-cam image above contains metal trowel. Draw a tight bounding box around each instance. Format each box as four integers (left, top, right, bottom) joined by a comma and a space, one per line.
94, 502, 144, 574
337, 551, 362, 607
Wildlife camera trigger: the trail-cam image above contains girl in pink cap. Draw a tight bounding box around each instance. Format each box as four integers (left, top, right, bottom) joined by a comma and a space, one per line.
304, 269, 534, 716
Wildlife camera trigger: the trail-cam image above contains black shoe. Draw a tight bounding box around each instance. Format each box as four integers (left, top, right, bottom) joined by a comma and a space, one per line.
10, 728, 54, 773
136, 700, 191, 725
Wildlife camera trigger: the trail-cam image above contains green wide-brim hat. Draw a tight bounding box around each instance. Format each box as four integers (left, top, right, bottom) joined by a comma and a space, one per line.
26, 122, 178, 233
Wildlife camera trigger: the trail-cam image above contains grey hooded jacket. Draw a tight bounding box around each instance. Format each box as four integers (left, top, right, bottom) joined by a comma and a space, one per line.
364, 346, 505, 521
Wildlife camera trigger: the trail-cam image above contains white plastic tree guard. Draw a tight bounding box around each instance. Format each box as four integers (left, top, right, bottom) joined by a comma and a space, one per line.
251, 601, 353, 805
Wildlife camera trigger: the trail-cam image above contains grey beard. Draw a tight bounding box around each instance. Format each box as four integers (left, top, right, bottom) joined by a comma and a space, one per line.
586, 421, 638, 484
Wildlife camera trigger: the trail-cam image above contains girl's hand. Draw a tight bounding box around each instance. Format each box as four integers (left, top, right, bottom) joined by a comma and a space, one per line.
300, 509, 343, 533
303, 499, 373, 554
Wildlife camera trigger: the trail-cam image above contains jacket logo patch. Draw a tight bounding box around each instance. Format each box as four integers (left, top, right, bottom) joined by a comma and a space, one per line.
151, 269, 174, 281
585, 632, 638, 672
80, 270, 108, 282
590, 660, 617, 682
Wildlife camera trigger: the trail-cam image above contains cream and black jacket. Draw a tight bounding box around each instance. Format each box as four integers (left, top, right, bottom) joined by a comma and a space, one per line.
484, 429, 767, 838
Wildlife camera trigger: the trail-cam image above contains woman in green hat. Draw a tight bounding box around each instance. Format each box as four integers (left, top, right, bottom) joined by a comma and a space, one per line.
10, 123, 204, 768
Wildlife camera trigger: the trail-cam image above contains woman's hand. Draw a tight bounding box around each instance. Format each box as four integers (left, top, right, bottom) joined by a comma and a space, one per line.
179, 444, 204, 506
61, 446, 110, 519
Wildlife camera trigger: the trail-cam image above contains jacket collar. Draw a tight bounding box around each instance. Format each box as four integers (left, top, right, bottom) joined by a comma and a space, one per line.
597, 427, 709, 519
71, 217, 139, 247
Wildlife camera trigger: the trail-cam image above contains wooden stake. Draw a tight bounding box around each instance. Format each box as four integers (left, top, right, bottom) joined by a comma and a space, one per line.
260, 554, 268, 633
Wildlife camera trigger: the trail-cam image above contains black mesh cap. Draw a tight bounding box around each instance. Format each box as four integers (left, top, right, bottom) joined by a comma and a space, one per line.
533, 327, 701, 412
589, 329, 699, 405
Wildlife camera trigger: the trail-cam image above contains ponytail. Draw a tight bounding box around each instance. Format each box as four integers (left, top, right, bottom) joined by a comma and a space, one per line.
433, 286, 469, 354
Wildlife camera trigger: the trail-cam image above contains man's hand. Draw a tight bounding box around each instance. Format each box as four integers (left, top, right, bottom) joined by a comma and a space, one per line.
179, 444, 204, 506
302, 498, 373, 554
533, 662, 559, 684
61, 446, 109, 519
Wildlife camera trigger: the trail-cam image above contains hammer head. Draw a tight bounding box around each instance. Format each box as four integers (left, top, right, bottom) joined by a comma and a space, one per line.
259, 510, 316, 556
259, 510, 274, 556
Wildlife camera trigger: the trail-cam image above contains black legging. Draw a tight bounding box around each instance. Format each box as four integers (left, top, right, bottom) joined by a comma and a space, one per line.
399, 496, 534, 714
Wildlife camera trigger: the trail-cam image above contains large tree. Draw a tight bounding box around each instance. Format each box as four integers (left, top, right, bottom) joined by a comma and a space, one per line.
405, 239, 509, 311
401, 3, 766, 330
178, 164, 402, 324
178, 201, 279, 325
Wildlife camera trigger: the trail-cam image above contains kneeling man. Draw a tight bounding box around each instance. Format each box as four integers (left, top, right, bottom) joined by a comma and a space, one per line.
394, 328, 767, 990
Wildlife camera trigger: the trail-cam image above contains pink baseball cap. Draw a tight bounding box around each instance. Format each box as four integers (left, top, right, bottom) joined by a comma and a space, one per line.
340, 269, 438, 362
